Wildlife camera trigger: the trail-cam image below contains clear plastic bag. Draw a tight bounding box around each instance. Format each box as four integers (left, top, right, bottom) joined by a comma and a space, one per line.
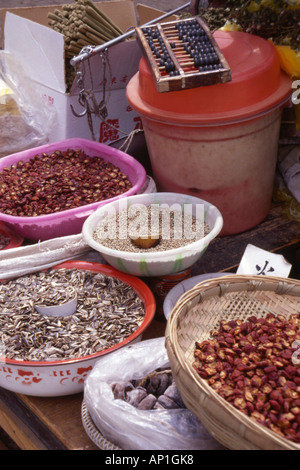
0, 51, 55, 158
84, 337, 224, 450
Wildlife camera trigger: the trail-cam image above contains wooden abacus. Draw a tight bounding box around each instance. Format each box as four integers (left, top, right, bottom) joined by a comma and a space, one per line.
136, 16, 231, 93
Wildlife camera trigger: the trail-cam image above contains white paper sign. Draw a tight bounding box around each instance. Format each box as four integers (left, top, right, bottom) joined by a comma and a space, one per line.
237, 244, 292, 278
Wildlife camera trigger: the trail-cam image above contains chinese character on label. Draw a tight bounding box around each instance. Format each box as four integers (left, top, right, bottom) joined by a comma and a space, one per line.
236, 244, 292, 278
120, 75, 128, 84
133, 116, 143, 130
255, 260, 275, 275
99, 120, 120, 143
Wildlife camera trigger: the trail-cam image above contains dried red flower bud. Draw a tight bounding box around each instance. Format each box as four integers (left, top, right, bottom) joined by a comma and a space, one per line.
193, 313, 300, 443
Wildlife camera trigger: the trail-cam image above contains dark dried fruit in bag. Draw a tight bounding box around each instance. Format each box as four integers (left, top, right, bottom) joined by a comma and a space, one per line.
111, 369, 186, 410
126, 387, 148, 407
153, 401, 165, 410
137, 394, 157, 410
164, 382, 185, 408
156, 373, 173, 396
111, 381, 134, 400
145, 374, 162, 395
157, 395, 179, 409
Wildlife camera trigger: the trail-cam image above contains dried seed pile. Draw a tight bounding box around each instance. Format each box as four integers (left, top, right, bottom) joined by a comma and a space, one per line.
93, 206, 210, 252
34, 283, 76, 307
0, 269, 145, 361
193, 313, 300, 443
198, 0, 300, 51
0, 234, 9, 250
0, 148, 132, 217
111, 369, 186, 410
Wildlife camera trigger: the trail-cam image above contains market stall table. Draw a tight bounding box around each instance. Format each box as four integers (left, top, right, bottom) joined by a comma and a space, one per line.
0, 202, 299, 450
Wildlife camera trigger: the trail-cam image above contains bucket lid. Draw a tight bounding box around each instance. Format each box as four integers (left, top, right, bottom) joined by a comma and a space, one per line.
126, 31, 292, 125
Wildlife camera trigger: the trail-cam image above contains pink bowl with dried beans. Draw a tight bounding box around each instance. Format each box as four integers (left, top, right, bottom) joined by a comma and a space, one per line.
0, 138, 146, 241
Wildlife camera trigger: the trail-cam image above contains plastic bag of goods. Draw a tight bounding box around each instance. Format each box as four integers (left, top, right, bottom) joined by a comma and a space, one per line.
84, 337, 224, 450
0, 51, 55, 158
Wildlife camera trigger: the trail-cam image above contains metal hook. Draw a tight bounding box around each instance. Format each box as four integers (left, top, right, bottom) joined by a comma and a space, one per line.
70, 48, 110, 119
70, 90, 88, 117
70, 67, 89, 117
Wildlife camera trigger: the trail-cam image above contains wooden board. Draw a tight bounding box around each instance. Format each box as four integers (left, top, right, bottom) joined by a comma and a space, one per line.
191, 203, 300, 277
19, 393, 97, 450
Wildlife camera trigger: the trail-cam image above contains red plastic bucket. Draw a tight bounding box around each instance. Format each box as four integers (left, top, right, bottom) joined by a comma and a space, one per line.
126, 31, 292, 235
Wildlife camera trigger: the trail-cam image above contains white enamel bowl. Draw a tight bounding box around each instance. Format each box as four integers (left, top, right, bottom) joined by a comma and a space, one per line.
0, 261, 155, 397
82, 192, 223, 277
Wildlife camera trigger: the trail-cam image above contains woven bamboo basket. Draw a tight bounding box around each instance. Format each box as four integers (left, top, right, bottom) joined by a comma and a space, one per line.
81, 401, 122, 451
165, 274, 300, 450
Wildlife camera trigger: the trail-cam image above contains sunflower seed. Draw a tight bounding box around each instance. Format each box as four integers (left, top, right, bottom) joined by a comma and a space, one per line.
0, 269, 145, 361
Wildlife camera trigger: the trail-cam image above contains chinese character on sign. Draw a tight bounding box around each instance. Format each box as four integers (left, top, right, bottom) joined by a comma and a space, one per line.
236, 244, 292, 278
41, 94, 54, 106
99, 77, 117, 86
120, 75, 128, 84
255, 260, 275, 275
99, 78, 108, 87
99, 120, 120, 143
133, 116, 143, 130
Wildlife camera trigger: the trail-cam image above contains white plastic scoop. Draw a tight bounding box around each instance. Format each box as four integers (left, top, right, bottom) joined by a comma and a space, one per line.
34, 287, 77, 317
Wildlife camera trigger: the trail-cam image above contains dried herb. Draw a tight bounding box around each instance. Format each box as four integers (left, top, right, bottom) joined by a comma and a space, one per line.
199, 0, 300, 51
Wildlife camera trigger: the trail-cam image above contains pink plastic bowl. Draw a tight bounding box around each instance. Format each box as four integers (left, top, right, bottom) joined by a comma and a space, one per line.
0, 138, 146, 241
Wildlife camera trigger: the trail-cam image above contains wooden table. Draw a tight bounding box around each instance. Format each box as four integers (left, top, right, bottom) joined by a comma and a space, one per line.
0, 202, 299, 450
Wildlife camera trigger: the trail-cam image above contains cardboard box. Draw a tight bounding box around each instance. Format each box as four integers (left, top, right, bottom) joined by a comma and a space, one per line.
0, 2, 176, 144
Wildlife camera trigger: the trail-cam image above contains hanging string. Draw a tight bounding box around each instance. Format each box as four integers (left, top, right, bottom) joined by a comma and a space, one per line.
71, 47, 138, 144
117, 129, 144, 153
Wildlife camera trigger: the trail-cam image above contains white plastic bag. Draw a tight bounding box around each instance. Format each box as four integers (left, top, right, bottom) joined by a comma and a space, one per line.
84, 337, 224, 450
0, 51, 55, 157
0, 234, 92, 280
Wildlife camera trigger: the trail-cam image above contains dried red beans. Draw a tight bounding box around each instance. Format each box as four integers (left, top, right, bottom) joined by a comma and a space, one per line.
0, 149, 133, 217
193, 313, 300, 443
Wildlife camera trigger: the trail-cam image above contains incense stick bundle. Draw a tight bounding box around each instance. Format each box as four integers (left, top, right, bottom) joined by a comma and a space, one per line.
48, 0, 124, 59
